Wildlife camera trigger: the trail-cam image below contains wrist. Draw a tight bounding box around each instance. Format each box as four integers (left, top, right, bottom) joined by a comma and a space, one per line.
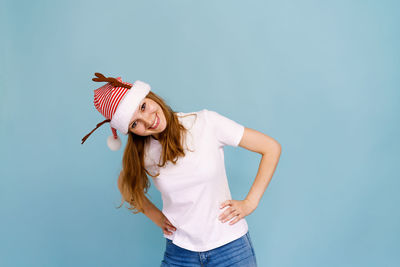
245, 198, 258, 209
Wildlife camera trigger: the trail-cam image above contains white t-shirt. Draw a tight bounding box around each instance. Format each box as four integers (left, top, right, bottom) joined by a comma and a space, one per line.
144, 109, 247, 252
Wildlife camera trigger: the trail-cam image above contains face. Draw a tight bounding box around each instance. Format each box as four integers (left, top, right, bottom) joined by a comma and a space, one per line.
128, 97, 167, 139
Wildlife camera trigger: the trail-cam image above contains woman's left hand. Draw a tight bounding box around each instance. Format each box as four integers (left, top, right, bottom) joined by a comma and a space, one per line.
218, 199, 257, 226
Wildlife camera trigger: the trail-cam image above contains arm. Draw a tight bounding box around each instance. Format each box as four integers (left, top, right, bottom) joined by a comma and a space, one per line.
117, 173, 163, 227
117, 173, 177, 234
141, 196, 164, 228
239, 127, 281, 208
219, 127, 281, 225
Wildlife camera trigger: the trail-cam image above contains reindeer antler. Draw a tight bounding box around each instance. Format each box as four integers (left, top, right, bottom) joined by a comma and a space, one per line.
92, 72, 132, 89
81, 118, 111, 144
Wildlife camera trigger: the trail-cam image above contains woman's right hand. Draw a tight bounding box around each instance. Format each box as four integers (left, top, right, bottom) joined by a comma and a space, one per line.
160, 213, 177, 236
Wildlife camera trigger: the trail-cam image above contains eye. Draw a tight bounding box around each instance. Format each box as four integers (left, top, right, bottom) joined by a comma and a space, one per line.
131, 102, 146, 129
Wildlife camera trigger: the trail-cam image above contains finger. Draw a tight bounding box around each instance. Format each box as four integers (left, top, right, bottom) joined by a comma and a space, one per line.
164, 230, 173, 235
219, 203, 233, 220
229, 215, 242, 225
218, 209, 229, 221
222, 210, 238, 223
164, 228, 174, 235
220, 200, 231, 209
219, 207, 236, 222
165, 222, 176, 231
163, 217, 172, 225
166, 221, 176, 229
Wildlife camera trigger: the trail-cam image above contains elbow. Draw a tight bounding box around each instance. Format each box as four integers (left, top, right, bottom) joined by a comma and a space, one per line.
262, 141, 281, 156
276, 142, 282, 153
274, 140, 282, 154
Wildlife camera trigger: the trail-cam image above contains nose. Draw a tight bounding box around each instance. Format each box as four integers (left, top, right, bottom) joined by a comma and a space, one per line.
139, 112, 154, 128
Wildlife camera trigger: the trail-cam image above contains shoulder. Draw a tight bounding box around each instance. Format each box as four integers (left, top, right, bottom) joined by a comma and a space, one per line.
201, 109, 227, 123
192, 109, 232, 127
195, 108, 215, 120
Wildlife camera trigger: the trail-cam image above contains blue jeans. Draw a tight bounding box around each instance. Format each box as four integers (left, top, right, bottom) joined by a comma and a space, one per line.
160, 231, 257, 266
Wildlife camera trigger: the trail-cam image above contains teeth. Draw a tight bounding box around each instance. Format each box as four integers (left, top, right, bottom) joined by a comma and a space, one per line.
150, 115, 157, 129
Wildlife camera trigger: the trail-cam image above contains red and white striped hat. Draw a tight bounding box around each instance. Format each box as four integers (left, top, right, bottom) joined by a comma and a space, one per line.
81, 73, 151, 151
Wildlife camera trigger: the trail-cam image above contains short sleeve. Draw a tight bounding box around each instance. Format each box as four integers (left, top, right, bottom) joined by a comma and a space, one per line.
205, 109, 245, 147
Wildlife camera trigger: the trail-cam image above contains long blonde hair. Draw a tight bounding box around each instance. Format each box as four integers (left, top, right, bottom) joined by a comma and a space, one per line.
116, 91, 196, 214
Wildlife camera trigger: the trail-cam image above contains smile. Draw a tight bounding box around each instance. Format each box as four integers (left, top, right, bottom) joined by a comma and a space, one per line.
149, 114, 160, 129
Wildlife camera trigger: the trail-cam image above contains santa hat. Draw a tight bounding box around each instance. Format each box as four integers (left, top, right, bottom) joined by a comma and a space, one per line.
81, 72, 151, 151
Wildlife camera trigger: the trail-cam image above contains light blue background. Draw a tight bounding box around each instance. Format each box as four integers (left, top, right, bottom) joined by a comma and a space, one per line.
1, 0, 399, 266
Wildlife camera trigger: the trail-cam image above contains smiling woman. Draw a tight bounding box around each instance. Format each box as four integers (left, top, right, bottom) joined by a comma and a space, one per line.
81, 72, 280, 266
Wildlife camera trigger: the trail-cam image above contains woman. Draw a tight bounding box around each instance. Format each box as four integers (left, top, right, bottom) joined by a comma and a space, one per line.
82, 73, 281, 266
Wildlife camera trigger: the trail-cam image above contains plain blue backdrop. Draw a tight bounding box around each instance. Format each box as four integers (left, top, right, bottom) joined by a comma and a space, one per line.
1, 0, 399, 266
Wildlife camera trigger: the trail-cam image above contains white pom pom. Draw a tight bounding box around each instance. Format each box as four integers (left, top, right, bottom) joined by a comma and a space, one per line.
107, 135, 122, 151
